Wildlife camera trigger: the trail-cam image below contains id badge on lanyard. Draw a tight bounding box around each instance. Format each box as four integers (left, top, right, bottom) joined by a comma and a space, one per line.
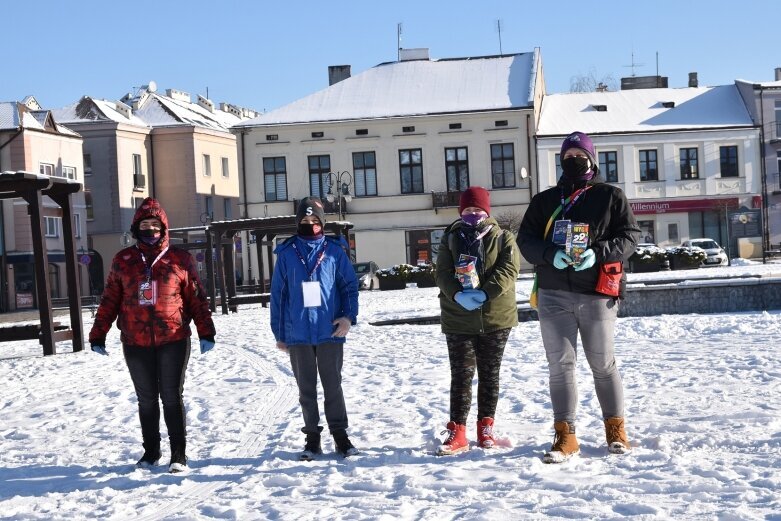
138, 247, 167, 306
302, 281, 321, 307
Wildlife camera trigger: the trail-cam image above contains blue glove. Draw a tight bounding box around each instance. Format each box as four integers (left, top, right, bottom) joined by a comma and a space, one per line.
469, 290, 487, 303
199, 339, 215, 354
573, 249, 596, 271
553, 250, 573, 270
455, 290, 484, 311
91, 343, 108, 356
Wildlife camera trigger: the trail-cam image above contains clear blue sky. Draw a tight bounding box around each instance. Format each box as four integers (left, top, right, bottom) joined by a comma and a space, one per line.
6, 0, 779, 113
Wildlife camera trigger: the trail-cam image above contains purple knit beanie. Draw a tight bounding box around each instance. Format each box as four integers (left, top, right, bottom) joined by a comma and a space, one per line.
560, 131, 597, 166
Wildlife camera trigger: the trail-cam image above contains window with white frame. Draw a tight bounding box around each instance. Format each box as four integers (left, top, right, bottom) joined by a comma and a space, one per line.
45, 216, 60, 237
679, 148, 698, 179
221, 157, 229, 178
352, 151, 377, 196
490, 143, 515, 188
203, 154, 212, 177
263, 157, 288, 201
133, 154, 142, 176
63, 166, 76, 180
40, 163, 54, 176
74, 213, 82, 238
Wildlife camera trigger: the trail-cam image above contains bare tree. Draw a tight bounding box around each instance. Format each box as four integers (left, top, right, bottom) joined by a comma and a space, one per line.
570, 68, 618, 93
494, 210, 524, 235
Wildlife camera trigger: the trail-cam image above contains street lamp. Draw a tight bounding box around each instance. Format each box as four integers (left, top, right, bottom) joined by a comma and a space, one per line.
325, 170, 352, 221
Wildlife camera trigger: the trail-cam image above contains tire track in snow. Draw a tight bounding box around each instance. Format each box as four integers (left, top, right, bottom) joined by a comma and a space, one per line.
134, 342, 297, 521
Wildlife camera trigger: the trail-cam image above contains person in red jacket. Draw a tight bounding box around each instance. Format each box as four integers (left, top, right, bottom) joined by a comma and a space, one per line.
89, 197, 215, 473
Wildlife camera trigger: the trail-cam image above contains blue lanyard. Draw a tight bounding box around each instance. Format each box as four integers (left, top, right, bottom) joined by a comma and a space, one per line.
559, 186, 591, 219
292, 243, 327, 281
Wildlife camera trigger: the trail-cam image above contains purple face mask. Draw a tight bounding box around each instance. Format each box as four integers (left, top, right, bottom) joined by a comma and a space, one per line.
461, 211, 488, 227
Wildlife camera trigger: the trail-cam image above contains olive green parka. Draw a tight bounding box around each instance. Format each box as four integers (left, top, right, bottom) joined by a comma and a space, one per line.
436, 217, 521, 335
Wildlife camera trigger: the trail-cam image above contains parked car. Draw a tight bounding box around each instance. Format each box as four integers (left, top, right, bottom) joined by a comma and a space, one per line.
681, 238, 728, 266
353, 261, 380, 290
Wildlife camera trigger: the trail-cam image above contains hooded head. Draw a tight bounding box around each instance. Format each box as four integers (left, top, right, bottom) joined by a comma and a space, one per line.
560, 131, 599, 182
131, 197, 169, 249
296, 197, 325, 237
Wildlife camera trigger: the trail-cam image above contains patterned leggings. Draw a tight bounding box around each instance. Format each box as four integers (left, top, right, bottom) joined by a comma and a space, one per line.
445, 328, 511, 425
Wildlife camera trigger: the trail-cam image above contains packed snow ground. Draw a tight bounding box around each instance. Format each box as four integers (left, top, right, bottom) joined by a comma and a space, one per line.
1, 262, 781, 520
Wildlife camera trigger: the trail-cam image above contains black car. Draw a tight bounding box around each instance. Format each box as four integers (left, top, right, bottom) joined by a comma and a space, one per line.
352, 261, 379, 290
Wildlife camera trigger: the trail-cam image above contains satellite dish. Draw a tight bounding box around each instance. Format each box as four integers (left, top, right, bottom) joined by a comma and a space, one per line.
520, 167, 528, 179
120, 232, 133, 247
147, 80, 157, 93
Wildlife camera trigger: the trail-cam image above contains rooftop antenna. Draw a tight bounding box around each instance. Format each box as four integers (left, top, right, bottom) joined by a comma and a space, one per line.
496, 19, 503, 56
397, 22, 402, 61
206, 86, 209, 99
623, 50, 645, 77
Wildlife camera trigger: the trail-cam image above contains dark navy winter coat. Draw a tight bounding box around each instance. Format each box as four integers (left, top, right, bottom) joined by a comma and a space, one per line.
270, 235, 359, 346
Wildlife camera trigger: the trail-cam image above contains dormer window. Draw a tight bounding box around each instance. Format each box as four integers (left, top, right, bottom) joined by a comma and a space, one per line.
591, 104, 607, 112
662, 101, 675, 108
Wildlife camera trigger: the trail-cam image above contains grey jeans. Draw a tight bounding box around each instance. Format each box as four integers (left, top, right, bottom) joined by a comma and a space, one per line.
537, 288, 624, 424
288, 342, 348, 435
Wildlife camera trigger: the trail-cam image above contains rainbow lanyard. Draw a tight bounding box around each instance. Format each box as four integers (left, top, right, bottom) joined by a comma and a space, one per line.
545, 186, 592, 240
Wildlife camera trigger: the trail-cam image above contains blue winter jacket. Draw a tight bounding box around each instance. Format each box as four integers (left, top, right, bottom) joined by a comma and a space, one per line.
270, 235, 359, 346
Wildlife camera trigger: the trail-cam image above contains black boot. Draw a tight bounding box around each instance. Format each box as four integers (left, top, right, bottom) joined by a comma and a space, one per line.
136, 437, 161, 468
332, 429, 359, 457
169, 441, 188, 473
299, 433, 322, 461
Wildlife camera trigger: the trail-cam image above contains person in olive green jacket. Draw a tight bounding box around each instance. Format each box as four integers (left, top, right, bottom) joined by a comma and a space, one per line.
435, 186, 521, 455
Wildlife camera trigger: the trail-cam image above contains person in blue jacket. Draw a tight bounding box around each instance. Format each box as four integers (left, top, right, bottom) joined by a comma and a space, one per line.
271, 197, 360, 461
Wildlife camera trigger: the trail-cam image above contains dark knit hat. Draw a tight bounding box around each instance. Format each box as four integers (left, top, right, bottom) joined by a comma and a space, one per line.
459, 186, 491, 216
296, 197, 326, 224
560, 131, 597, 166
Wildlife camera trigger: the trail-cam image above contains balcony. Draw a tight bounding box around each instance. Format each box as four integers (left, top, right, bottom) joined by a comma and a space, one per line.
431, 190, 463, 212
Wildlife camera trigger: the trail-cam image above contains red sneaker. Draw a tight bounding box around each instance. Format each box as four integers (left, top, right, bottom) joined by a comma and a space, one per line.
437, 421, 469, 455
477, 417, 496, 449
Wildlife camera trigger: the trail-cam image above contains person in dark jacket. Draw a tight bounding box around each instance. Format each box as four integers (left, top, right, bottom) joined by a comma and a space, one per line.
271, 197, 360, 461
518, 131, 640, 463
89, 197, 215, 473
435, 186, 521, 455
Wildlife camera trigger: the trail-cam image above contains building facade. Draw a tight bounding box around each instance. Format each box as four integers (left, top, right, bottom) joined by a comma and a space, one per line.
234, 50, 544, 278
0, 97, 89, 311
55, 86, 256, 285
536, 84, 762, 257
735, 71, 781, 249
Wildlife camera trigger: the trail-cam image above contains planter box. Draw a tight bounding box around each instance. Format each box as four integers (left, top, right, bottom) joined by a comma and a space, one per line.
378, 278, 407, 291
629, 261, 661, 273
669, 257, 701, 271
415, 279, 437, 288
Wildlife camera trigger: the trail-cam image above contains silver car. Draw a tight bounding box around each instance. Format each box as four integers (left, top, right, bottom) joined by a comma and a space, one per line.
681, 238, 728, 266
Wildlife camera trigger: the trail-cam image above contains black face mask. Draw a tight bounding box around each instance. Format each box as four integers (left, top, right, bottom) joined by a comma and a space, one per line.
138, 228, 162, 245
297, 223, 323, 236
561, 157, 592, 180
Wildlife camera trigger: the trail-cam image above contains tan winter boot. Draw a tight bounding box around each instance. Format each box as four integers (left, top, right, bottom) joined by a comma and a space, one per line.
437, 421, 469, 455
477, 417, 496, 449
605, 417, 631, 454
543, 421, 579, 464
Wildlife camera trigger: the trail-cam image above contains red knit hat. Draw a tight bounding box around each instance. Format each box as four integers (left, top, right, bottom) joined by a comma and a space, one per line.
459, 186, 491, 215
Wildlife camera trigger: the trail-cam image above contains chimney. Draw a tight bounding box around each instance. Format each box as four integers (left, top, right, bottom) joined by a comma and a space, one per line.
688, 72, 698, 88
399, 48, 430, 61
775, 68, 781, 81
328, 65, 351, 86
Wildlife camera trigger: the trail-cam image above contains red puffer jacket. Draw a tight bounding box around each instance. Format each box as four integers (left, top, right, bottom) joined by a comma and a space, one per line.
89, 198, 215, 347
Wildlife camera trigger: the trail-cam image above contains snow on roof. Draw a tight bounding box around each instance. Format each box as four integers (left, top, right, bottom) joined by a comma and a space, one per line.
52, 98, 148, 127
133, 93, 247, 131
537, 85, 754, 137
236, 52, 539, 127
735, 78, 781, 90
0, 102, 20, 130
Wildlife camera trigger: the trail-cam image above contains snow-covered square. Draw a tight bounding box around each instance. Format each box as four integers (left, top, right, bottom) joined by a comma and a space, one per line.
1, 263, 780, 520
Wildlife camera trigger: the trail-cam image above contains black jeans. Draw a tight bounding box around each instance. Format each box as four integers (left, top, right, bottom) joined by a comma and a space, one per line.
123, 339, 191, 451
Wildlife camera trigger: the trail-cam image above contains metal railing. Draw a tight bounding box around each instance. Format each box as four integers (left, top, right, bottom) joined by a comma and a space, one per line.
431, 190, 463, 210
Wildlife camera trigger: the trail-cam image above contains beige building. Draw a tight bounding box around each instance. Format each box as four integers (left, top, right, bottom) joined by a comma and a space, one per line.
55, 85, 257, 286
0, 96, 89, 311
536, 80, 763, 257
233, 50, 545, 279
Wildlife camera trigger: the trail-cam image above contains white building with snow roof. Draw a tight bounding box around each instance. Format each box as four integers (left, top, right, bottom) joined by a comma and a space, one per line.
233, 49, 544, 275
536, 84, 762, 256
0, 96, 89, 311
55, 86, 257, 286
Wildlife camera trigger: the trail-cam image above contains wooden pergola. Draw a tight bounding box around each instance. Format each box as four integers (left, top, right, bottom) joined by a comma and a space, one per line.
0, 171, 83, 355
169, 216, 353, 315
